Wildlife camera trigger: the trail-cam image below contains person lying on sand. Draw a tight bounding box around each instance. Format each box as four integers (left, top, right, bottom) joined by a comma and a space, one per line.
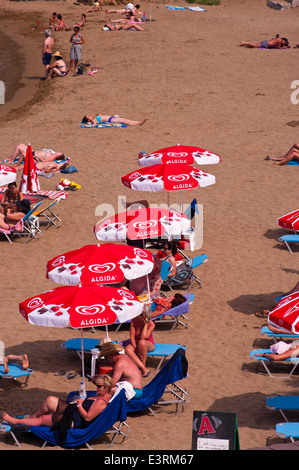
239, 37, 289, 49
8, 144, 67, 164
265, 143, 299, 165
86, 1, 103, 13
104, 23, 144, 31
15, 161, 69, 174
82, 114, 146, 127
1, 354, 29, 375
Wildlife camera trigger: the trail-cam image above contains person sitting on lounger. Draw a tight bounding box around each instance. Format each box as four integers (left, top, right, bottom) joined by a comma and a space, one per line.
8, 144, 66, 164
2, 374, 113, 430
0, 182, 24, 215
121, 304, 155, 377
150, 293, 186, 318
158, 241, 178, 279
239, 37, 289, 49
0, 199, 31, 230
96, 342, 143, 398
82, 113, 146, 127
265, 143, 299, 165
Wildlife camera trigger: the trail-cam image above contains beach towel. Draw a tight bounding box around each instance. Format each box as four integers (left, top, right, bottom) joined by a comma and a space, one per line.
80, 122, 127, 128
186, 6, 206, 11
165, 5, 185, 10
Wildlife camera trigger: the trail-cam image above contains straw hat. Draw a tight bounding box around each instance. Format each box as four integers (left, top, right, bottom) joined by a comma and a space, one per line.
53, 51, 62, 58
126, 3, 134, 9
98, 342, 124, 358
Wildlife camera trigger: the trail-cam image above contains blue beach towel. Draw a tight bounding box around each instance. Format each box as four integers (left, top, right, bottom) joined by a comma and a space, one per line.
80, 122, 127, 128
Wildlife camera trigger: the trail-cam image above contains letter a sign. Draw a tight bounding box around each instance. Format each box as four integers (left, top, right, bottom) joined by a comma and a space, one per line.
192, 411, 240, 450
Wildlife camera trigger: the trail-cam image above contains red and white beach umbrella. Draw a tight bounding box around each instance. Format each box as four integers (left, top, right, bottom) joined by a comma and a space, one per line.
46, 243, 154, 286
0, 165, 16, 187
268, 293, 299, 334
122, 162, 215, 192
278, 210, 299, 232
138, 144, 221, 167
19, 284, 143, 382
19, 143, 40, 194
94, 207, 191, 242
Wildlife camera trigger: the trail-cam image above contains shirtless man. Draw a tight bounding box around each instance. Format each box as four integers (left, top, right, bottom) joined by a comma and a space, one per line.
8, 143, 66, 164
15, 160, 69, 174
265, 143, 299, 165
239, 37, 289, 49
97, 342, 143, 398
42, 30, 54, 79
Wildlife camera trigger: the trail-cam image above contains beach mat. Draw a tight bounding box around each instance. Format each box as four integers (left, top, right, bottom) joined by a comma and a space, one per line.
80, 122, 127, 128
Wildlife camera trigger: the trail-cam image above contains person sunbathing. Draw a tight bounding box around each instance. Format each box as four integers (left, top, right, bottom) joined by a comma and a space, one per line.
2, 354, 29, 374
73, 13, 87, 28
86, 1, 102, 13
8, 144, 66, 164
104, 22, 144, 31
239, 37, 289, 49
121, 304, 155, 377
82, 113, 146, 127
0, 199, 31, 230
2, 374, 113, 430
150, 293, 186, 319
265, 143, 299, 165
253, 342, 299, 361
15, 161, 69, 174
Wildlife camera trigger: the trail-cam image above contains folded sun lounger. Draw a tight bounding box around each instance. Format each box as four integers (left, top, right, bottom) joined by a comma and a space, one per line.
250, 349, 299, 378
61, 338, 187, 374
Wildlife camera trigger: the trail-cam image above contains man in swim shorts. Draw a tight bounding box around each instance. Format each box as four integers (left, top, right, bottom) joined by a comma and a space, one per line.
42, 30, 54, 79
8, 143, 66, 164
239, 37, 289, 49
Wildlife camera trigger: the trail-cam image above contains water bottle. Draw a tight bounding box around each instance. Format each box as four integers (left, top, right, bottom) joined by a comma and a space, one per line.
79, 381, 86, 400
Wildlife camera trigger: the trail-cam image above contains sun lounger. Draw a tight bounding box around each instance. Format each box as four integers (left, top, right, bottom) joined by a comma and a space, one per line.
163, 254, 208, 290
0, 363, 33, 386
250, 349, 299, 378
2, 389, 129, 449
33, 200, 62, 229
276, 422, 299, 443
266, 395, 299, 422
61, 338, 187, 374
278, 234, 299, 253
261, 326, 299, 343
153, 292, 194, 332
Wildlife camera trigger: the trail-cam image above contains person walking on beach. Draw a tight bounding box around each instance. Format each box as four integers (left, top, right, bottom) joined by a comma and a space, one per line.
69, 26, 85, 74
42, 30, 54, 79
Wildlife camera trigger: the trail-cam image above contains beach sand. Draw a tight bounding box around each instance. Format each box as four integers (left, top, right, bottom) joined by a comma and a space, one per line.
0, 0, 298, 451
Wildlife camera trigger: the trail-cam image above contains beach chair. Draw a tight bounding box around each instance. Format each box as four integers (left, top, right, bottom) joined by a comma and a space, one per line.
266, 395, 299, 422
153, 292, 194, 332
250, 349, 299, 378
126, 348, 189, 417
162, 254, 208, 290
0, 363, 33, 386
61, 338, 187, 374
276, 422, 299, 443
261, 326, 299, 343
4, 389, 129, 449
0, 201, 43, 244
33, 200, 62, 230
278, 234, 299, 253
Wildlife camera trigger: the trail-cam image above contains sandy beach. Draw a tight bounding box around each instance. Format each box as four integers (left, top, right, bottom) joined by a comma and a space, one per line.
0, 0, 299, 451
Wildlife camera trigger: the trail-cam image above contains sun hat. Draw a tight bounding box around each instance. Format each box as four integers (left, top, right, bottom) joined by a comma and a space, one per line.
126, 3, 134, 9
53, 51, 62, 58
98, 342, 124, 358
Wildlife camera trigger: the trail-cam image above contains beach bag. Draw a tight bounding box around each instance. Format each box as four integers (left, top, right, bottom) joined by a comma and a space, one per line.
76, 63, 84, 75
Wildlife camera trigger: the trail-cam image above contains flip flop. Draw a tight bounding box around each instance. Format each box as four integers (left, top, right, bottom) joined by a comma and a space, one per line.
142, 370, 151, 378
54, 369, 69, 376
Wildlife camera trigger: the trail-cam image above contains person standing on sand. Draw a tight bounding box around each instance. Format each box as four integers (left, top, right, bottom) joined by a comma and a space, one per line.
42, 30, 54, 79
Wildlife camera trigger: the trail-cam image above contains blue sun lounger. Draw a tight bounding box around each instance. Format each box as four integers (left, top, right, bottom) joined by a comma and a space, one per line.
276, 422, 299, 443
266, 395, 299, 422
153, 292, 194, 332
278, 234, 299, 253
0, 363, 33, 386
61, 338, 187, 374
250, 349, 299, 378
261, 326, 299, 343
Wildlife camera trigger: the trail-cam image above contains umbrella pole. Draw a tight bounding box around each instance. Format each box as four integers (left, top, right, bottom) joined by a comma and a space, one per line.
80, 328, 85, 382
180, 191, 183, 213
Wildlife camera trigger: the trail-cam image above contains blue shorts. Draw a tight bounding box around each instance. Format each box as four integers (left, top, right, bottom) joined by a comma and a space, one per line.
96, 115, 102, 124
132, 388, 143, 399
43, 52, 52, 65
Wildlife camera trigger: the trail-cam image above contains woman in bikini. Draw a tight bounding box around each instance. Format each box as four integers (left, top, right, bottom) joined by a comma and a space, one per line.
46, 51, 68, 80
0, 182, 24, 215
0, 199, 31, 231
2, 374, 113, 429
82, 113, 146, 127
159, 241, 178, 279
123, 304, 155, 377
